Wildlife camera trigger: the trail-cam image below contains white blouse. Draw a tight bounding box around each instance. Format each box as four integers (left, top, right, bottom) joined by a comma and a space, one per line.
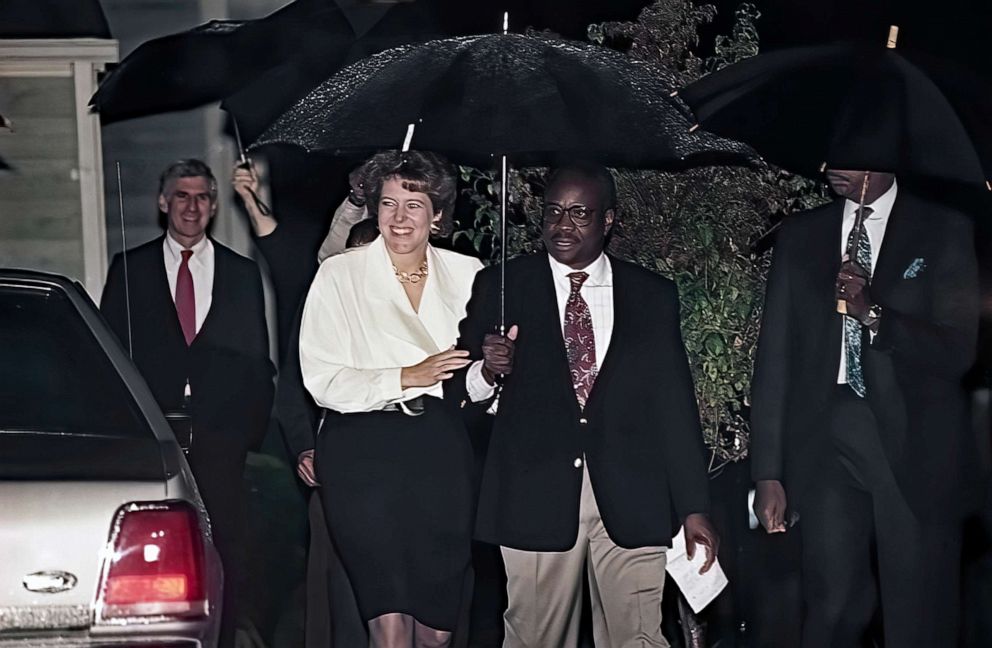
300, 236, 483, 413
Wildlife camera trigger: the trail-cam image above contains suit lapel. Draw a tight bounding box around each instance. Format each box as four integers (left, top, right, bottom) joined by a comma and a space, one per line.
585, 258, 627, 412
192, 242, 222, 347
150, 238, 188, 349
529, 256, 579, 411
870, 192, 924, 296
807, 202, 847, 388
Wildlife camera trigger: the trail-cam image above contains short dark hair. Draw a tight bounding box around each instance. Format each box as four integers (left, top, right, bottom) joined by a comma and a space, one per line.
362, 150, 457, 238
158, 159, 217, 200
545, 162, 617, 211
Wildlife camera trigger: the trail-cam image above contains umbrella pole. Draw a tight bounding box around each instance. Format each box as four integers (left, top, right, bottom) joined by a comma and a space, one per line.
498, 12, 510, 335
836, 172, 871, 314
500, 153, 508, 334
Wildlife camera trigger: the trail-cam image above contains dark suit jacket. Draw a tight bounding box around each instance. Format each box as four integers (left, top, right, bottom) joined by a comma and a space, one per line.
448, 252, 710, 551
750, 190, 981, 519
100, 237, 274, 535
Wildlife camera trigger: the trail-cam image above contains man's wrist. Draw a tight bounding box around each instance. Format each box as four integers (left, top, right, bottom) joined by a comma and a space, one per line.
481, 365, 496, 385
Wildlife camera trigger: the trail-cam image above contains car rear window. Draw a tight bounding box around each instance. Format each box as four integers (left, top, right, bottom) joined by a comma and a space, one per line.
0, 282, 153, 440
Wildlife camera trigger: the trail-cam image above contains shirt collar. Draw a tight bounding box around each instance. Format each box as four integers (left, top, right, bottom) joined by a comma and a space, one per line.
547, 252, 611, 286
843, 178, 898, 220
165, 232, 211, 264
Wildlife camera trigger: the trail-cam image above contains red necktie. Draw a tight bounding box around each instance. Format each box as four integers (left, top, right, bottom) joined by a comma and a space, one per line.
176, 249, 196, 346
563, 271, 597, 408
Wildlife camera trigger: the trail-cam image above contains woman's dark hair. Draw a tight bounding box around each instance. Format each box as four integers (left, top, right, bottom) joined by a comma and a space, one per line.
362, 150, 457, 238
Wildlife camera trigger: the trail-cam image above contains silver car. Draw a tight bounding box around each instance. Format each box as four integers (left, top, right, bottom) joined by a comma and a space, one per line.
0, 270, 222, 647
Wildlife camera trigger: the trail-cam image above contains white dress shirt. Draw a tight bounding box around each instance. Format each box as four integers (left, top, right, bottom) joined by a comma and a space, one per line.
837, 179, 897, 384
163, 233, 214, 334
467, 252, 615, 403
301, 236, 482, 413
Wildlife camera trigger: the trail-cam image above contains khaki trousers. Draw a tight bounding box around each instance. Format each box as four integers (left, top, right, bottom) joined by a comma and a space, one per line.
501, 463, 669, 648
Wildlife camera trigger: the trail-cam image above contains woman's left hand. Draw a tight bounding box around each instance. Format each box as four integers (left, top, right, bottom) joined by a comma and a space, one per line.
401, 349, 472, 388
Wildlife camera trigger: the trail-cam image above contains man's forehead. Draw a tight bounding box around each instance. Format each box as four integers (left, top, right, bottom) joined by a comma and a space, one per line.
168, 176, 213, 194
546, 173, 602, 202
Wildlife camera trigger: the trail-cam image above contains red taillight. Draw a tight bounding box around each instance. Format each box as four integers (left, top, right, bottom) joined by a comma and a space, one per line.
95, 502, 208, 621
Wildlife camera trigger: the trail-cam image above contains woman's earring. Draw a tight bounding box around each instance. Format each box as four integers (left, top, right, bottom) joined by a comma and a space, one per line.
430, 218, 441, 235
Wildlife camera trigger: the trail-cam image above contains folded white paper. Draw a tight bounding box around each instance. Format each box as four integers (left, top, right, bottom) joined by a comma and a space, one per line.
665, 527, 729, 613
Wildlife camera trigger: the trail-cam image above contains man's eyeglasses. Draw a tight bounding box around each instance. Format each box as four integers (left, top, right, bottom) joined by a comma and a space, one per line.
542, 203, 596, 227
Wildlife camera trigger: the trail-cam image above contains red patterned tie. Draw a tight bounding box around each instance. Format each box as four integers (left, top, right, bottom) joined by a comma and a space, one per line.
564, 271, 598, 408
176, 249, 196, 346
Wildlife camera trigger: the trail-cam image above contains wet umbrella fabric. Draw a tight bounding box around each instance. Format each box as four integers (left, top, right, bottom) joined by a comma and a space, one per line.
89, 0, 432, 130
252, 33, 754, 169
88, 0, 656, 140
680, 43, 992, 186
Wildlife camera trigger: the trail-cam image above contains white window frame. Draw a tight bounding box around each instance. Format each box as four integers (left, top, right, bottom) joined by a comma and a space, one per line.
0, 39, 119, 299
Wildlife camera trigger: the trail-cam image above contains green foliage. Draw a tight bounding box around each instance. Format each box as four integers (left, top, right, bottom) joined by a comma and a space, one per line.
452, 1, 830, 469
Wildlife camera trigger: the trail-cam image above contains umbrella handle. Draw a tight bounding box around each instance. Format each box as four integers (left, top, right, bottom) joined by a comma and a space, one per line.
836, 299, 848, 315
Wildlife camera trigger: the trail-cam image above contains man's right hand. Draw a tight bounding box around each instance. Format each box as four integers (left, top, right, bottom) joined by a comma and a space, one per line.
231, 164, 259, 203
297, 449, 318, 487
482, 325, 518, 384
754, 479, 788, 533
348, 166, 367, 206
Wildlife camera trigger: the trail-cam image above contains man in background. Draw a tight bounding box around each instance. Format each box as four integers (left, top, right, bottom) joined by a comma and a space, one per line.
101, 159, 274, 648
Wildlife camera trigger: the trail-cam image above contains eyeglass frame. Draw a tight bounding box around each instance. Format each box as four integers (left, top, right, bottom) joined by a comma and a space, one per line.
541, 202, 599, 228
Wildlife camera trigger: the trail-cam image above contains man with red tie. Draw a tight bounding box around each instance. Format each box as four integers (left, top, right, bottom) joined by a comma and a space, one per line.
100, 159, 274, 648
448, 163, 718, 647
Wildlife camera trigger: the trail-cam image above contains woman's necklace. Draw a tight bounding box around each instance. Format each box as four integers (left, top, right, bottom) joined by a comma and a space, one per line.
394, 259, 429, 284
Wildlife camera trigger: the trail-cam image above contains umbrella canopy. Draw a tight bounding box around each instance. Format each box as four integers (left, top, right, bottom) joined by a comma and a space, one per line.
679, 42, 992, 186
252, 33, 754, 169
89, 0, 439, 132
89, 0, 657, 140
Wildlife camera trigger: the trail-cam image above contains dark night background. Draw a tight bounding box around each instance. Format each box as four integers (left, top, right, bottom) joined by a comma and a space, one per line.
2, 1, 990, 646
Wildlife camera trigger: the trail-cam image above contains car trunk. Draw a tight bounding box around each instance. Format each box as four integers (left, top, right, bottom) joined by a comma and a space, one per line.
0, 479, 167, 632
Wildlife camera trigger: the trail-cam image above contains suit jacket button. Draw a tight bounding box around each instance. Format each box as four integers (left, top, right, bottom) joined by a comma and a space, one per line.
573, 457, 583, 468
579, 417, 588, 425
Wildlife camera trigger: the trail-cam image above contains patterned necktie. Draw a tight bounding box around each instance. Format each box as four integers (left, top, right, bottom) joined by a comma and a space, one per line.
176, 249, 196, 346
564, 271, 598, 408
844, 206, 873, 397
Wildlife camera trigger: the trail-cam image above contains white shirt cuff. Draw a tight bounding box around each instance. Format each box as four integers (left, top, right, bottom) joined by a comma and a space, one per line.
466, 360, 496, 403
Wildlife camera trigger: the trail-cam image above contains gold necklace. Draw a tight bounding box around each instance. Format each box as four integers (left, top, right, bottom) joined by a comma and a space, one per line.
394, 259, 429, 284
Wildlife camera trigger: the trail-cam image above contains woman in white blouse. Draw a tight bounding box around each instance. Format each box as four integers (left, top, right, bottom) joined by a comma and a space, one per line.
299, 150, 483, 648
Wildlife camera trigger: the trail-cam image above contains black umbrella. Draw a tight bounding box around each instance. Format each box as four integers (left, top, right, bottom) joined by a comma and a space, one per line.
89, 0, 438, 132
89, 0, 656, 140
252, 33, 753, 169
678, 34, 992, 187
253, 32, 754, 328
681, 27, 992, 317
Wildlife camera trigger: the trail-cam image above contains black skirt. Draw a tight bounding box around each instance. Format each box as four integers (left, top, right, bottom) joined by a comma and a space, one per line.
315, 395, 475, 631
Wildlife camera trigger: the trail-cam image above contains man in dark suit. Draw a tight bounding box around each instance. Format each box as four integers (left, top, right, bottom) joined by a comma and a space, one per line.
449, 163, 718, 647
750, 169, 981, 647
100, 159, 274, 648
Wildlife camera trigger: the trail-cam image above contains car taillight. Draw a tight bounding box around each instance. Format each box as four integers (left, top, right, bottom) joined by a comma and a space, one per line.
95, 501, 208, 621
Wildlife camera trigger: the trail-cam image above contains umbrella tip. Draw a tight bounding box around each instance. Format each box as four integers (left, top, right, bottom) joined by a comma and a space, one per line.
503, 12, 509, 35
669, 90, 679, 97
402, 123, 416, 152
688, 123, 700, 132
986, 180, 991, 192
887, 25, 899, 49
819, 161, 828, 173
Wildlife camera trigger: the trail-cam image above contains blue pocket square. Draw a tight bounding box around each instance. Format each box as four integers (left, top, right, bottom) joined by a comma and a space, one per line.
903, 258, 926, 279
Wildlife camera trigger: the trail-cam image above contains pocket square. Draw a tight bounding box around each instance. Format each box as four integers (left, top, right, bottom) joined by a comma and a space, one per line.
903, 257, 926, 279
